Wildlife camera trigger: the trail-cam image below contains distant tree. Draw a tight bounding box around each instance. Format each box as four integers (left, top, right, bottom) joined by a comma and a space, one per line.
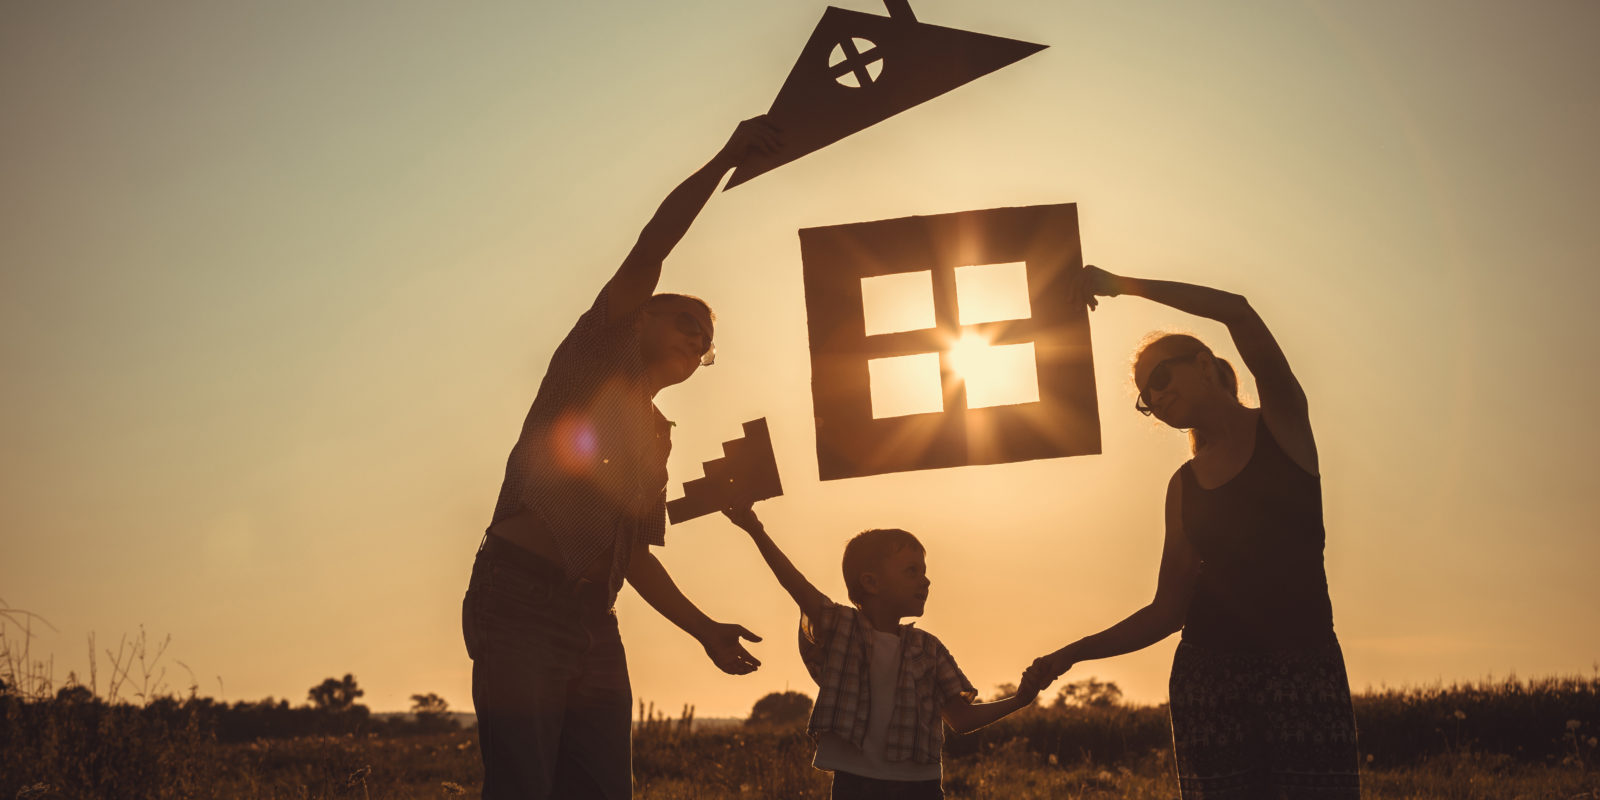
307, 673, 364, 712
1052, 677, 1123, 709
747, 690, 812, 728
411, 692, 449, 716
409, 692, 458, 733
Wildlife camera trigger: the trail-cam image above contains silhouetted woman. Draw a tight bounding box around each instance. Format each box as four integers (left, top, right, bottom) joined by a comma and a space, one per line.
1024, 266, 1360, 798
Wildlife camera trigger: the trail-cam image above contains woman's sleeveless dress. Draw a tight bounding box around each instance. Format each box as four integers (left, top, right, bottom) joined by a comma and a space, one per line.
1169, 415, 1360, 798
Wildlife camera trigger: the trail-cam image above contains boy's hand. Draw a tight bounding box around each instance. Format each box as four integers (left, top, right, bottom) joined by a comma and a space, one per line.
1019, 664, 1047, 698
698, 621, 763, 675
721, 504, 763, 534
1015, 670, 1043, 704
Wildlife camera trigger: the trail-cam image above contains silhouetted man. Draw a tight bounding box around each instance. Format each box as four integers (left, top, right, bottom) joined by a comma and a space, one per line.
462, 117, 780, 799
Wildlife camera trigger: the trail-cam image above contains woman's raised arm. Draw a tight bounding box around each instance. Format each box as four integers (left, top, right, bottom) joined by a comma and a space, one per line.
1074, 265, 1318, 473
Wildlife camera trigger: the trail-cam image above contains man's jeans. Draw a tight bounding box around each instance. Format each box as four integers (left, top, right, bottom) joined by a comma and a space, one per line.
463, 534, 632, 799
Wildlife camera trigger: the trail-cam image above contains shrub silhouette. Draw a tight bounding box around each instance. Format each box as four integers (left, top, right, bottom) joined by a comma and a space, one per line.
747, 690, 812, 728
56, 685, 95, 704
1052, 677, 1123, 709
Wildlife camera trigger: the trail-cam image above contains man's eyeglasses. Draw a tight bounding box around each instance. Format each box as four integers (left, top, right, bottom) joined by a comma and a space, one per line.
1135, 351, 1200, 416
651, 309, 716, 367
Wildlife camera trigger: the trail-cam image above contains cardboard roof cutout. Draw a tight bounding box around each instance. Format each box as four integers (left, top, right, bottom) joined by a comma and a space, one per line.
668, 418, 784, 524
725, 0, 1046, 189
801, 204, 1100, 480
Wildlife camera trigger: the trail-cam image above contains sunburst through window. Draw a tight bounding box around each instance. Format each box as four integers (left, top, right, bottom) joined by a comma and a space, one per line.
949, 332, 1039, 409
801, 203, 1099, 479
864, 261, 1040, 418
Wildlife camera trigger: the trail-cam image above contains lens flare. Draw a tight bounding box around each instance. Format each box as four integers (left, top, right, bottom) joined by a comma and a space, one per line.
551, 412, 599, 475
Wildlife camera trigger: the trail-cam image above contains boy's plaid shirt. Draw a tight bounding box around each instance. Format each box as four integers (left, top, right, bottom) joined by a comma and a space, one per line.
800, 601, 977, 764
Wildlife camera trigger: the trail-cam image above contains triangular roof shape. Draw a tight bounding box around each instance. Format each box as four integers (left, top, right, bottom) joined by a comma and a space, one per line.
727, 5, 1046, 189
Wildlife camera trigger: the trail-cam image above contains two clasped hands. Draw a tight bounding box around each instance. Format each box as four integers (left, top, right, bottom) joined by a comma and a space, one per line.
1019, 647, 1075, 701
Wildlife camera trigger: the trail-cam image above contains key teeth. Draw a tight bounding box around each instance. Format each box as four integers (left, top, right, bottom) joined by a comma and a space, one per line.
666, 417, 784, 524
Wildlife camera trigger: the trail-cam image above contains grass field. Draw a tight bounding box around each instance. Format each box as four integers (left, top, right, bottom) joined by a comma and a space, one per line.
5, 673, 1599, 799
7, 727, 1595, 799
4, 620, 1597, 800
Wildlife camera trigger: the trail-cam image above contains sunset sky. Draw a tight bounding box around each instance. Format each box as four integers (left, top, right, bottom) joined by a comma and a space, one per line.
3, 1, 1598, 718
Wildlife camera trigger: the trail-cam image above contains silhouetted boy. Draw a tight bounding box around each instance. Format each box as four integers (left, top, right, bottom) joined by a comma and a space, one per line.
723, 505, 1039, 800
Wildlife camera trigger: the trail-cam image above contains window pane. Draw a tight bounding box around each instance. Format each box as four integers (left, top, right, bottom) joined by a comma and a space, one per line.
861, 271, 936, 336
955, 261, 1031, 325
867, 352, 944, 418
954, 341, 1039, 408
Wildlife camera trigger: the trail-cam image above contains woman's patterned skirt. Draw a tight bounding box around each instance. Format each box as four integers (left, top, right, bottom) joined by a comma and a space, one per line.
1169, 639, 1361, 799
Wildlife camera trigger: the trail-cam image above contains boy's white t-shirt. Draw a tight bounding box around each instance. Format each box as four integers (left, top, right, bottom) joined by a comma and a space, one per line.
813, 627, 942, 781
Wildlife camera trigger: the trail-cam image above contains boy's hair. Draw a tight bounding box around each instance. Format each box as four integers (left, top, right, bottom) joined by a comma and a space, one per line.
841, 528, 924, 606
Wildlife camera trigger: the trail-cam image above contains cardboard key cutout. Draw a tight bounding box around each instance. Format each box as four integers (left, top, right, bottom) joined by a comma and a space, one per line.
668, 418, 784, 524
726, 0, 1046, 188
801, 203, 1100, 480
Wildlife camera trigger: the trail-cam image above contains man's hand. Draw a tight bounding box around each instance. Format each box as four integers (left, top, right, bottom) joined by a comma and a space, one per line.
605, 114, 783, 322
698, 621, 763, 675
711, 116, 782, 171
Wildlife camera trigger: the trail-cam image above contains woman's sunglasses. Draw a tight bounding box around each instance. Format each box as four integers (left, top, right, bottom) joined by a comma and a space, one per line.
1135, 351, 1200, 416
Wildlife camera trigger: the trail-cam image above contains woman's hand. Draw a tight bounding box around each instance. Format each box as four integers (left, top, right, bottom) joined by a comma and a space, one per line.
1025, 648, 1076, 691
1069, 264, 1122, 311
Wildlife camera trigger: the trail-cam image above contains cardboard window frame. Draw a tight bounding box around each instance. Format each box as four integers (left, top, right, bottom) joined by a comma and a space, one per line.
801, 203, 1100, 480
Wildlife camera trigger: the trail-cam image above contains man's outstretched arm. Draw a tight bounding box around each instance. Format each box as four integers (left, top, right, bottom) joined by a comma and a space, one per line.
603, 117, 781, 324
625, 540, 763, 675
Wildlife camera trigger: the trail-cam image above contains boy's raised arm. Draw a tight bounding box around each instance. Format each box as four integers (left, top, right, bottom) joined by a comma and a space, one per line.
723, 505, 830, 622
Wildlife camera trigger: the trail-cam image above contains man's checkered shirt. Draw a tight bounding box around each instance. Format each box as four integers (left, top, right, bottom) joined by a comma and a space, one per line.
490, 288, 671, 603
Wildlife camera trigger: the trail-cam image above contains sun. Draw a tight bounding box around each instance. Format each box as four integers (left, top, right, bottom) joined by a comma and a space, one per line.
946, 331, 1040, 409
947, 331, 992, 380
